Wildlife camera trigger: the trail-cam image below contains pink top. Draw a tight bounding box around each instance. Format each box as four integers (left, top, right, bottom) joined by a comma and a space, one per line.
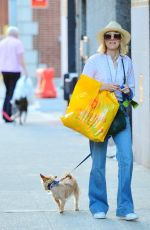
0, 36, 24, 72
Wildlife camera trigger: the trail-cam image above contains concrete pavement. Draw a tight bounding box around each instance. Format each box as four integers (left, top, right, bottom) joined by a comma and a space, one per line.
0, 80, 150, 230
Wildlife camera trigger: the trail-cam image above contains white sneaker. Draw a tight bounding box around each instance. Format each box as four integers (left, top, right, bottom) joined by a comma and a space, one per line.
93, 212, 106, 219
120, 213, 139, 221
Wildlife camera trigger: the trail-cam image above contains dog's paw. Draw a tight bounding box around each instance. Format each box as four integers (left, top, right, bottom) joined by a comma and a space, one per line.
60, 210, 64, 214
75, 208, 79, 211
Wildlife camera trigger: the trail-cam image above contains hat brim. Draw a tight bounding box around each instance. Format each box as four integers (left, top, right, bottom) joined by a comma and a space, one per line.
97, 27, 131, 44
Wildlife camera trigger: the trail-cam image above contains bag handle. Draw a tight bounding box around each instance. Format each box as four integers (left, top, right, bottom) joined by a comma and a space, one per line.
121, 58, 126, 85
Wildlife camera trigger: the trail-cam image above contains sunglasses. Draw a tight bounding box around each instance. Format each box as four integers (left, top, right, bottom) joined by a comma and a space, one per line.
104, 32, 122, 40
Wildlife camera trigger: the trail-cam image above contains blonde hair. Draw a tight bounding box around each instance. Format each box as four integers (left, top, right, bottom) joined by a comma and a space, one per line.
97, 37, 129, 55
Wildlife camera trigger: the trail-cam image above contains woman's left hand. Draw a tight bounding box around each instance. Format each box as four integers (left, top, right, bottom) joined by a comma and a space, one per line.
119, 84, 130, 94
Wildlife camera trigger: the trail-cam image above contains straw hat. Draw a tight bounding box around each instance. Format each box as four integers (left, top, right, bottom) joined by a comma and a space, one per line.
97, 21, 131, 44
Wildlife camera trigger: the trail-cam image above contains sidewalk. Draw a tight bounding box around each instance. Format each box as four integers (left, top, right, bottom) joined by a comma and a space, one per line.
0, 81, 150, 230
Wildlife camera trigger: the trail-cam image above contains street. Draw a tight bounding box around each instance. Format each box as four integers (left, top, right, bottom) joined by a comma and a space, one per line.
0, 82, 150, 230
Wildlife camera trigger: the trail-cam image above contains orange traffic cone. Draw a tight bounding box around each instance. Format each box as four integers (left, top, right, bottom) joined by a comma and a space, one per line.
35, 68, 57, 98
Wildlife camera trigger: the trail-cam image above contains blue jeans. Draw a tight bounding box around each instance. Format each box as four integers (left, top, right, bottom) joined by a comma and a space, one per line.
89, 116, 134, 216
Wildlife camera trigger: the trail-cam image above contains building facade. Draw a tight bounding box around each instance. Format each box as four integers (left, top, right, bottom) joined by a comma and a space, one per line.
6, 0, 61, 78
60, 0, 68, 78
131, 0, 150, 168
0, 0, 8, 37
75, 0, 131, 74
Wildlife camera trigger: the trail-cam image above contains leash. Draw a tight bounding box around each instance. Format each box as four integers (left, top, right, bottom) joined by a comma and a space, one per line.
70, 153, 91, 173
47, 153, 91, 190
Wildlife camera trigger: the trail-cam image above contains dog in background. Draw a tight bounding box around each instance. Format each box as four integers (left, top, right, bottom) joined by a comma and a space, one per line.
11, 97, 28, 125
40, 173, 79, 213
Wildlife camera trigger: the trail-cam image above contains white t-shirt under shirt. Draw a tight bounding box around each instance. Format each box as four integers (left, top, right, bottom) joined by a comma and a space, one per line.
82, 53, 135, 101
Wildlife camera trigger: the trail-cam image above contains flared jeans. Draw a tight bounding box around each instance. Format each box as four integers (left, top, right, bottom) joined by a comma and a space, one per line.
89, 116, 134, 216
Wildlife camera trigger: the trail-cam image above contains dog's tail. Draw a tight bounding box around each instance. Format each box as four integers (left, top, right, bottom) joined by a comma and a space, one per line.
65, 173, 72, 179
63, 173, 72, 180
64, 173, 80, 194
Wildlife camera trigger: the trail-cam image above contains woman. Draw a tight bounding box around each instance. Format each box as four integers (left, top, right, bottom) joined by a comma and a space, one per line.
82, 21, 138, 220
0, 26, 28, 122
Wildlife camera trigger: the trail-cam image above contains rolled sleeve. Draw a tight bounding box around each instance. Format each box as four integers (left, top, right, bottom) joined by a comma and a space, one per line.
82, 57, 96, 78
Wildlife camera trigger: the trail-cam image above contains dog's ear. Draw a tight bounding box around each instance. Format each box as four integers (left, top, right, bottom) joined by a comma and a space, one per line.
40, 174, 46, 180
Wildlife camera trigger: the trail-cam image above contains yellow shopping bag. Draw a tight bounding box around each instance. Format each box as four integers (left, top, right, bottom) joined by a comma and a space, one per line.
61, 74, 119, 142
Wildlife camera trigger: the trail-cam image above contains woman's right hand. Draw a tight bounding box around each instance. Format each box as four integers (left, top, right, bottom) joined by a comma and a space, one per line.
100, 83, 120, 92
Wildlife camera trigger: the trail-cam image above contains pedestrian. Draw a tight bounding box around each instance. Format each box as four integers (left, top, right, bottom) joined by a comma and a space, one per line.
82, 21, 138, 221
0, 26, 28, 122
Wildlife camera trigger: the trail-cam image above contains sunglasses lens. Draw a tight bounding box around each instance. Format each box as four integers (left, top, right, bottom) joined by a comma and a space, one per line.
114, 34, 121, 40
104, 34, 111, 40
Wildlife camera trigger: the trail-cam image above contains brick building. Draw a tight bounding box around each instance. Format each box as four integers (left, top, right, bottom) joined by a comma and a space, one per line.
33, 0, 61, 77
0, 0, 8, 36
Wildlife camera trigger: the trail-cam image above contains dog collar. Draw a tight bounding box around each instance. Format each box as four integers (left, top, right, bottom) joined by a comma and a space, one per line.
48, 180, 59, 190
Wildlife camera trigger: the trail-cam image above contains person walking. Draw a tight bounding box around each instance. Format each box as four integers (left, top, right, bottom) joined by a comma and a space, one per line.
82, 21, 138, 221
0, 26, 28, 122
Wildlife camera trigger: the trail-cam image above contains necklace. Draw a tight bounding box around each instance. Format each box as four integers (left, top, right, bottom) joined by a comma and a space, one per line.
106, 55, 119, 83
112, 54, 119, 63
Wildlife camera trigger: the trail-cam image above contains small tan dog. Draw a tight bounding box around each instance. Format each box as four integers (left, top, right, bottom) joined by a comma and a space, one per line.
40, 173, 79, 213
